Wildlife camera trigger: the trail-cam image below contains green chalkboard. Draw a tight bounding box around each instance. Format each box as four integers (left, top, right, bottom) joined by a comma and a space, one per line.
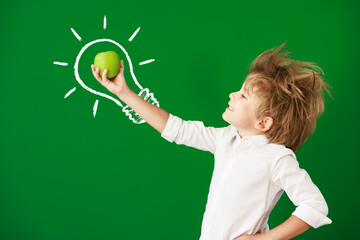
1, 0, 359, 239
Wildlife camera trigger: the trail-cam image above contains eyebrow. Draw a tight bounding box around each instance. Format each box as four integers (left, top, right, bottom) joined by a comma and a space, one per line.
242, 87, 250, 97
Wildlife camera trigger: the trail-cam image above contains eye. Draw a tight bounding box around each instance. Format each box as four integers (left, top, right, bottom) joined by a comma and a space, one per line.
241, 94, 246, 98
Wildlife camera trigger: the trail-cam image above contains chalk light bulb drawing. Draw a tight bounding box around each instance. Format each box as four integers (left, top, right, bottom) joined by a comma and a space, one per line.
53, 15, 159, 124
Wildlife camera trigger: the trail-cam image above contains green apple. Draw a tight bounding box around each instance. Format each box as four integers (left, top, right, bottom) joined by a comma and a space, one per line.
94, 51, 120, 79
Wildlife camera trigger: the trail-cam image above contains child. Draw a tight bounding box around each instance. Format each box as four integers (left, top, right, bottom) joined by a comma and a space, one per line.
91, 43, 332, 240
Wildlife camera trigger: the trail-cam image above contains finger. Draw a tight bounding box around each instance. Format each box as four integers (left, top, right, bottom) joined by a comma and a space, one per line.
93, 67, 104, 83
93, 67, 101, 81
91, 65, 98, 78
102, 69, 108, 81
91, 65, 99, 77
120, 60, 124, 74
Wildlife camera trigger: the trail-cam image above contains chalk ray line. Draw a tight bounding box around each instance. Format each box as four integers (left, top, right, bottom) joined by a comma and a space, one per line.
103, 15, 107, 29
64, 87, 76, 99
70, 28, 82, 41
54, 61, 68, 66
139, 59, 155, 65
93, 99, 99, 118
129, 27, 140, 42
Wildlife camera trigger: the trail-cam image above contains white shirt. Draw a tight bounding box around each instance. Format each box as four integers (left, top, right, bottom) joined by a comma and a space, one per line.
161, 113, 332, 240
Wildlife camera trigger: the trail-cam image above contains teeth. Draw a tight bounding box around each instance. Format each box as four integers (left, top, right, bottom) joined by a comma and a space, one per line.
229, 106, 234, 111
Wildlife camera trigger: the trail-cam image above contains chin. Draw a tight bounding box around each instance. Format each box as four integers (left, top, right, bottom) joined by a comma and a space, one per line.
222, 112, 231, 124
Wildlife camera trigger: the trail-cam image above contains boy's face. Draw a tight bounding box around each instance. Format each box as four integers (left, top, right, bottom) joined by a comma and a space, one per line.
222, 81, 262, 137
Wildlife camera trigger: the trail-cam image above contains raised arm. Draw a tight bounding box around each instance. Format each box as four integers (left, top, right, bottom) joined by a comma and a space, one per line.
91, 61, 222, 153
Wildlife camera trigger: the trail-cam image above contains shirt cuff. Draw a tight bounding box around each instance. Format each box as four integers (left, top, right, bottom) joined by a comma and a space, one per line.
161, 113, 182, 143
292, 203, 332, 228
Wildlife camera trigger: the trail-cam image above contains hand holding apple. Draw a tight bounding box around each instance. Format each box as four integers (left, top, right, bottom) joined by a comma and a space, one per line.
91, 59, 129, 97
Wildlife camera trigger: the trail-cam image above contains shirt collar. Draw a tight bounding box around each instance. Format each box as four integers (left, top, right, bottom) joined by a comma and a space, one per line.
230, 125, 269, 146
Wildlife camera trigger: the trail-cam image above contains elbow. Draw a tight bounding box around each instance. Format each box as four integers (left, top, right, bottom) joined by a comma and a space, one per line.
321, 201, 329, 216
312, 198, 329, 216
292, 200, 332, 229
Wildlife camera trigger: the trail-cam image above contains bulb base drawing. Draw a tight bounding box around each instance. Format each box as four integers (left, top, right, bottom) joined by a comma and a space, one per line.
122, 88, 160, 124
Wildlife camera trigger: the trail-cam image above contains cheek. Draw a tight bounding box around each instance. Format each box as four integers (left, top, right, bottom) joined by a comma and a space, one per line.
233, 109, 244, 120
234, 105, 245, 114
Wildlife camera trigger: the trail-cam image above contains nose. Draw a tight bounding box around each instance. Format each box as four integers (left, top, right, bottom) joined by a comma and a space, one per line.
229, 92, 234, 99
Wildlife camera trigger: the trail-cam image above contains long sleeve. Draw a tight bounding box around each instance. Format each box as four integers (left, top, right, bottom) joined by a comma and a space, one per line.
270, 154, 332, 228
160, 113, 221, 154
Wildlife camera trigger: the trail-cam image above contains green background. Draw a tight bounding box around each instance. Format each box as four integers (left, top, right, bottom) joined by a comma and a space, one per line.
1, 0, 359, 239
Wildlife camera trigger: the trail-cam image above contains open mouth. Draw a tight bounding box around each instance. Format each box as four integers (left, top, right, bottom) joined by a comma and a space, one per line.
227, 106, 234, 111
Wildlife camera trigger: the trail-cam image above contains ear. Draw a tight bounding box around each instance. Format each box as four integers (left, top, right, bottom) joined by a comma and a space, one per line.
255, 117, 273, 133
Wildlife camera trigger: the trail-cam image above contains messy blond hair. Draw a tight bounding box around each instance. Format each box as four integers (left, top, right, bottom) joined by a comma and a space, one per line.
244, 43, 333, 152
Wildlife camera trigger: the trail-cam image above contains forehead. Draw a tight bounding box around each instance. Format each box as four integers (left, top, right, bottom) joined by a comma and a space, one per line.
243, 72, 260, 85
242, 73, 263, 93
241, 81, 256, 97
241, 81, 263, 107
